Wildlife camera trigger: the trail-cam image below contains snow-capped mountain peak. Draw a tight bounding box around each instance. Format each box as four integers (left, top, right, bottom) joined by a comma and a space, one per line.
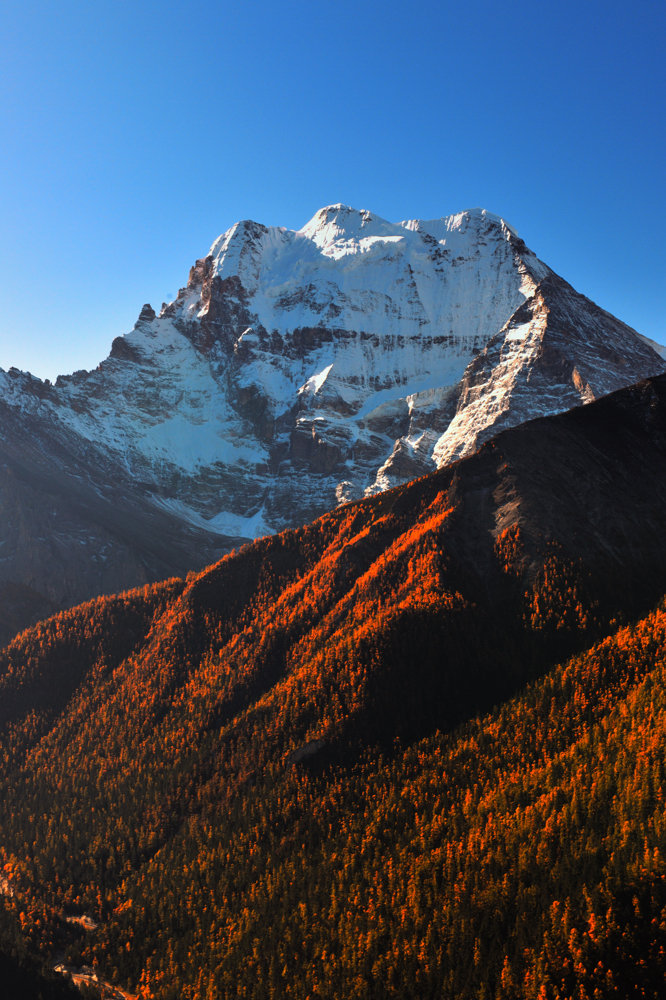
73, 205, 666, 528
0, 204, 663, 638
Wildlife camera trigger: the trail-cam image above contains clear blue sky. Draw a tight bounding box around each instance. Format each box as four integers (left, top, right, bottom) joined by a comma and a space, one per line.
1, 0, 664, 380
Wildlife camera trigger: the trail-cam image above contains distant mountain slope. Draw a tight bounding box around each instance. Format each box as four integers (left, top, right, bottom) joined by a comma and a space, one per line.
0, 389, 223, 647
0, 205, 662, 643
2, 372, 666, 996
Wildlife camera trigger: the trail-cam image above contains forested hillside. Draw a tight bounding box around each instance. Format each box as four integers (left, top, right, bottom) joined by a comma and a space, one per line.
2, 374, 666, 998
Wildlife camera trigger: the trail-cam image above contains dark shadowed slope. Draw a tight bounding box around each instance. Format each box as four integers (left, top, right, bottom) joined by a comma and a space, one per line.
0, 395, 223, 647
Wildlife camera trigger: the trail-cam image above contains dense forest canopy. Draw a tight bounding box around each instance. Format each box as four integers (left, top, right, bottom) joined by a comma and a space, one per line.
2, 374, 666, 998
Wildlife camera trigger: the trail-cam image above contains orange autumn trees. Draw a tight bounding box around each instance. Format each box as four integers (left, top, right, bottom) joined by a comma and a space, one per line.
4, 373, 666, 996
0, 473, 663, 997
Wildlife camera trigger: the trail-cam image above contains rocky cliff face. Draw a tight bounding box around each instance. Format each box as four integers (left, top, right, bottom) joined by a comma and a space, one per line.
0, 204, 662, 642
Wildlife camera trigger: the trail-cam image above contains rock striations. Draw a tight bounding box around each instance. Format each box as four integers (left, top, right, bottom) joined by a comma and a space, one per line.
0, 204, 663, 642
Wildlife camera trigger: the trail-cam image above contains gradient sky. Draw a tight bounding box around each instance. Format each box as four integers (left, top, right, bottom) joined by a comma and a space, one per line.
1, 0, 664, 380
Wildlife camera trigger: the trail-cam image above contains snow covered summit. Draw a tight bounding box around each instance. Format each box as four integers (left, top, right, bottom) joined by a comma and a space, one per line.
0, 204, 663, 638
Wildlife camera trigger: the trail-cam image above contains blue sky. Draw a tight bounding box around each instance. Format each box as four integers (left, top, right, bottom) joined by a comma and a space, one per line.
1, 0, 664, 379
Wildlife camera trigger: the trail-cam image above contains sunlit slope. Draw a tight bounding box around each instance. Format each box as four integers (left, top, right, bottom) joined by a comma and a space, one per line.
2, 373, 666, 996
110, 592, 666, 999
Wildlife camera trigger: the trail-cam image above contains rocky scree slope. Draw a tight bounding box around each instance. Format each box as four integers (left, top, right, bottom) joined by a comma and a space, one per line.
0, 205, 662, 643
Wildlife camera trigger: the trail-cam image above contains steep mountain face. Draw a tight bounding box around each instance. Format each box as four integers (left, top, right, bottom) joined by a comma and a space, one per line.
0, 205, 662, 641
4, 373, 666, 998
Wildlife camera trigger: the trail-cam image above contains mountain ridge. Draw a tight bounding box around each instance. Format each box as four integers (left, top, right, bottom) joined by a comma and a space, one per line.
0, 204, 662, 644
